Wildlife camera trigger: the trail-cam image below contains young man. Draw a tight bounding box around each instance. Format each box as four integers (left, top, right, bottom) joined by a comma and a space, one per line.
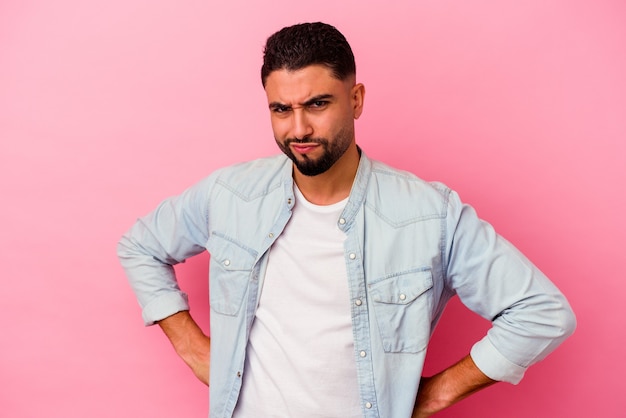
118, 22, 576, 417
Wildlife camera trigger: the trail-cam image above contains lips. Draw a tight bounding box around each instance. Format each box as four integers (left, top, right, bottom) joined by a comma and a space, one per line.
291, 143, 319, 154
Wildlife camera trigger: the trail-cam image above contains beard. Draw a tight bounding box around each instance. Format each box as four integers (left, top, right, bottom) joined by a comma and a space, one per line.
276, 126, 354, 176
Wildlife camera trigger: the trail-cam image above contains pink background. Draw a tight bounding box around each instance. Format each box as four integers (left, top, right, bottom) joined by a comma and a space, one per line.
1, 1, 624, 417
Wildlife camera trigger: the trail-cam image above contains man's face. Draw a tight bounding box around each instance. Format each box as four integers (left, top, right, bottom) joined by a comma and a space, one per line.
264, 65, 364, 176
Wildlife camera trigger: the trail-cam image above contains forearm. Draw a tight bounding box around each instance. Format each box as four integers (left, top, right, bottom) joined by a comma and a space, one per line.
158, 310, 211, 385
117, 232, 192, 326
413, 355, 496, 418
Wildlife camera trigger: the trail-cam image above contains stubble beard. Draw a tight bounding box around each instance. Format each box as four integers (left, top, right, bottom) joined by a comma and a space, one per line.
276, 126, 354, 177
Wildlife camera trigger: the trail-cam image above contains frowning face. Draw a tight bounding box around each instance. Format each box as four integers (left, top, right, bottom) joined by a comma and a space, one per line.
264, 65, 364, 176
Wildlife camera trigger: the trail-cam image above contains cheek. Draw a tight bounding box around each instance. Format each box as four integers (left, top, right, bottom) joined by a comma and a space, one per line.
272, 119, 282, 139
270, 118, 287, 139
324, 112, 351, 135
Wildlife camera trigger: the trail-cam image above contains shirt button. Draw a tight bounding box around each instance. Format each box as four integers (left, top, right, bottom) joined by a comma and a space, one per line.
365, 402, 372, 409
399, 293, 406, 301
339, 218, 346, 225
223, 259, 231, 266
360, 350, 367, 357
355, 299, 362, 306
349, 253, 356, 260
268, 233, 274, 238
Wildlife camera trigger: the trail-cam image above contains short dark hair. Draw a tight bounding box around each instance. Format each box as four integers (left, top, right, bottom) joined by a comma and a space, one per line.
261, 22, 356, 87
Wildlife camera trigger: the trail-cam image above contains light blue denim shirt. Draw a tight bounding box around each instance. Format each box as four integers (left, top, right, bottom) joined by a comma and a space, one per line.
118, 151, 575, 418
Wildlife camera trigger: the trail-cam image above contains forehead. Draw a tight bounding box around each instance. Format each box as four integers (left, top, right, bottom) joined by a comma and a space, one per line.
264, 65, 348, 103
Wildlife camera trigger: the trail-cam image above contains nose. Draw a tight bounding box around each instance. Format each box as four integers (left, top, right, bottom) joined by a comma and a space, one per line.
291, 108, 313, 140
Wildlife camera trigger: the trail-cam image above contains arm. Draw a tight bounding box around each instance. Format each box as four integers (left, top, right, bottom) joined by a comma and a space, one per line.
410, 188, 576, 415
412, 355, 496, 418
442, 192, 576, 384
117, 175, 215, 325
117, 177, 216, 383
158, 310, 211, 385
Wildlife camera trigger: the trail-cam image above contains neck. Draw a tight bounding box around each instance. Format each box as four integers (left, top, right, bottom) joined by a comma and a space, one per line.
293, 143, 360, 205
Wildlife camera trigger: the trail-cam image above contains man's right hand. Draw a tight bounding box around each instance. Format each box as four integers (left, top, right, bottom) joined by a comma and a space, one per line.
157, 310, 211, 385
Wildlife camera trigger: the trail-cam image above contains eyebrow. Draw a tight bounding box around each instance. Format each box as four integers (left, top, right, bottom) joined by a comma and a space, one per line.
268, 94, 335, 110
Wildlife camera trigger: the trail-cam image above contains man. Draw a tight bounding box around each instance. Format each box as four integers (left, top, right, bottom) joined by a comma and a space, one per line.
118, 22, 576, 417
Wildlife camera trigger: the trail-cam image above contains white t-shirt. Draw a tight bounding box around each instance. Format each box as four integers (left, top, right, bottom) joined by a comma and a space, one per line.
233, 186, 361, 418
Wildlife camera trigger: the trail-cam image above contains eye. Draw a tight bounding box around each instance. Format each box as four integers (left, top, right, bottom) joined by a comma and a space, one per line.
309, 100, 328, 109
271, 105, 291, 115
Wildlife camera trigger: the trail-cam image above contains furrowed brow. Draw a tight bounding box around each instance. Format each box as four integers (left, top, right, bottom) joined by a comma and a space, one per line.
268, 94, 335, 110
268, 101, 290, 110
302, 94, 334, 106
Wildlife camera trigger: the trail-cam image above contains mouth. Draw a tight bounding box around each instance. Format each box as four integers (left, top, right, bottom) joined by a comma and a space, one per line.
290, 143, 319, 155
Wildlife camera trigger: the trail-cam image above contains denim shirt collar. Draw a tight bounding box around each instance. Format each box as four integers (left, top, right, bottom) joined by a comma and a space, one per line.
341, 148, 371, 232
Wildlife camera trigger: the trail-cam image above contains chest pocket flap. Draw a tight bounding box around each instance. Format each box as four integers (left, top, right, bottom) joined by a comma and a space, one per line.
369, 268, 434, 353
207, 233, 257, 316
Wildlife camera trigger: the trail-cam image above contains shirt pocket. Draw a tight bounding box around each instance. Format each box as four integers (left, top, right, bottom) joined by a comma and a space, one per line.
369, 268, 434, 353
207, 234, 257, 316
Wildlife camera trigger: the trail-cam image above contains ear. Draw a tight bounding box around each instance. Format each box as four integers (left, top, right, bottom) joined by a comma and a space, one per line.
351, 83, 365, 119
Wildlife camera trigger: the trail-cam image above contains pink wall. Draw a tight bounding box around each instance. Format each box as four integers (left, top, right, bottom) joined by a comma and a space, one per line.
1, 1, 624, 416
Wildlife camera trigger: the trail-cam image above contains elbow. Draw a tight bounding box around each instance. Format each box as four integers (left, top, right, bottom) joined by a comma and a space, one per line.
117, 233, 143, 266
117, 234, 132, 261
559, 302, 577, 340
540, 296, 577, 346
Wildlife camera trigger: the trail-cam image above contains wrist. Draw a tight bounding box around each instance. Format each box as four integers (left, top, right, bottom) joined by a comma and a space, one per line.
417, 374, 456, 414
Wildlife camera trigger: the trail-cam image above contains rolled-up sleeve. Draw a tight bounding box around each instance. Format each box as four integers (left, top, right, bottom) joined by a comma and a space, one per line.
117, 175, 215, 326
444, 191, 576, 384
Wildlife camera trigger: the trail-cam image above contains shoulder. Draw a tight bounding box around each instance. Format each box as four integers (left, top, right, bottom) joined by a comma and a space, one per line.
210, 154, 292, 201
367, 159, 453, 210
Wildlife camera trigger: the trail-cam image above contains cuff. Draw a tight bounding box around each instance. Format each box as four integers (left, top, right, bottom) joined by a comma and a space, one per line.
470, 336, 527, 384
141, 291, 190, 326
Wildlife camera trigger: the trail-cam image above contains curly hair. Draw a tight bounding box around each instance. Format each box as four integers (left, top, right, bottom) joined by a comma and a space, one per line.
261, 22, 356, 87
